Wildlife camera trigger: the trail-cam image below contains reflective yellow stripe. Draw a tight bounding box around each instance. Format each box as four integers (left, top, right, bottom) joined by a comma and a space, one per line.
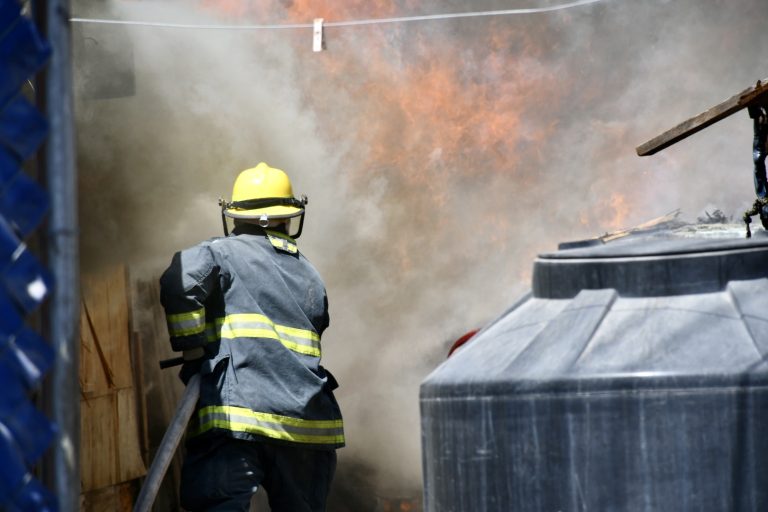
166, 308, 206, 337
167, 310, 205, 323
266, 230, 295, 241
275, 324, 319, 341
189, 405, 344, 444
218, 313, 321, 357
266, 231, 298, 254
199, 406, 343, 428
268, 236, 298, 254
222, 327, 281, 340
224, 314, 319, 341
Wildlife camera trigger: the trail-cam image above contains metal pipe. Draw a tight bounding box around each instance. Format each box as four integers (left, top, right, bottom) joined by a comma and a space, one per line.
44, 0, 79, 510
133, 374, 201, 512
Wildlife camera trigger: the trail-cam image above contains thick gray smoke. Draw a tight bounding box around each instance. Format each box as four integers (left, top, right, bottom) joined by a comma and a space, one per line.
73, 0, 768, 507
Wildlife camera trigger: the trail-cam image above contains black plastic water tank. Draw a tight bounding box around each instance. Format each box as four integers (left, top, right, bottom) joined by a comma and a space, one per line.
420, 229, 768, 511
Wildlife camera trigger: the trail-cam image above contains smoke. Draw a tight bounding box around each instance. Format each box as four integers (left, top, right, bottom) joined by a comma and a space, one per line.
73, 0, 768, 505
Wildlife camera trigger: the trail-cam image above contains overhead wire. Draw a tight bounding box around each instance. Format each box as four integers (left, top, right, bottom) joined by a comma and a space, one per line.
69, 0, 608, 30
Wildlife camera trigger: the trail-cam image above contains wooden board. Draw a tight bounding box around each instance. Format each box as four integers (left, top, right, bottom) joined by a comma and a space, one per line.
80, 265, 133, 397
637, 77, 768, 156
80, 300, 111, 397
131, 331, 150, 465
80, 394, 118, 490
80, 383, 147, 492
80, 264, 147, 493
80, 479, 140, 512
117, 387, 147, 483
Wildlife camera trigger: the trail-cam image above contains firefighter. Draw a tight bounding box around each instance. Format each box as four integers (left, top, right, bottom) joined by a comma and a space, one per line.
159, 162, 344, 512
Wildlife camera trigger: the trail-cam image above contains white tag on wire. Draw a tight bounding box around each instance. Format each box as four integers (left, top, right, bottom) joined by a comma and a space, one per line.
313, 18, 324, 52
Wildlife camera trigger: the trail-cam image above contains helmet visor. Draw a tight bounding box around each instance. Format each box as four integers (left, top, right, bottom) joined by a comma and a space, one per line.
222, 196, 306, 219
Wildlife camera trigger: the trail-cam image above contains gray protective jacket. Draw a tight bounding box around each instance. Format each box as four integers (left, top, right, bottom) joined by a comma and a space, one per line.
159, 225, 344, 449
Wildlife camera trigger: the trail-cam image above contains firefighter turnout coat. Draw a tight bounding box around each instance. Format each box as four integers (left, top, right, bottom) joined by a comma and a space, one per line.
159, 225, 344, 449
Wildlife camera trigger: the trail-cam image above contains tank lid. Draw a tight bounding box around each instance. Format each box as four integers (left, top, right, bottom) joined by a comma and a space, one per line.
533, 231, 768, 298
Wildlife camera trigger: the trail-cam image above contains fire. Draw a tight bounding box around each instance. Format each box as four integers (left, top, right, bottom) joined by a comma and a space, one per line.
607, 192, 630, 230
283, 0, 399, 21
198, 1, 583, 276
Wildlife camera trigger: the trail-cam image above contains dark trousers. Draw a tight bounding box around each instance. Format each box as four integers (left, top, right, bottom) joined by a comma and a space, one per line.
180, 437, 337, 512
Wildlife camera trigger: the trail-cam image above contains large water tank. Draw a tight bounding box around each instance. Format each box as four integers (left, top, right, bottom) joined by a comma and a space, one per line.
420, 228, 768, 511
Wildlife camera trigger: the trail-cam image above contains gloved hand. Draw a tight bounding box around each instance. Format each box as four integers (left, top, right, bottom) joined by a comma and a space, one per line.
179, 347, 207, 384
183, 347, 205, 361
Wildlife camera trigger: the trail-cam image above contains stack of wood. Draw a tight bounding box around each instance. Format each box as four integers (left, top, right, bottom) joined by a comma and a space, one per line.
79, 265, 145, 509
79, 265, 185, 511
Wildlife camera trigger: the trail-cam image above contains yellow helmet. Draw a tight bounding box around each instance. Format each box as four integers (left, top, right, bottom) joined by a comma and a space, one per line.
218, 162, 308, 237
222, 162, 305, 219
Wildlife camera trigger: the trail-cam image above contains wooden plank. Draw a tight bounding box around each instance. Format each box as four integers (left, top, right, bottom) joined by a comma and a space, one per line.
117, 387, 147, 483
80, 479, 140, 512
131, 330, 150, 466
80, 376, 147, 491
637, 77, 768, 156
80, 394, 119, 491
80, 383, 146, 492
601, 209, 683, 242
80, 298, 109, 396
81, 267, 117, 396
80, 265, 133, 397
106, 265, 133, 388
80, 264, 147, 494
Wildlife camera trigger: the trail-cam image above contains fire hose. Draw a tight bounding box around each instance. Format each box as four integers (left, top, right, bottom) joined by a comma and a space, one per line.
133, 367, 200, 512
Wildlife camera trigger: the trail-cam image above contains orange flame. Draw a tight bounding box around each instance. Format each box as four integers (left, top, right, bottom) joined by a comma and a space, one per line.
201, 1, 578, 278
607, 192, 630, 230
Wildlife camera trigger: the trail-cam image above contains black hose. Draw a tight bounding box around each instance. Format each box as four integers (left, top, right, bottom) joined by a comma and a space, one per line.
133, 373, 201, 512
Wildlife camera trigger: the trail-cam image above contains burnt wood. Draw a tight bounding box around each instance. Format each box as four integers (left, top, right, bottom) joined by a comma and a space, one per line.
637, 77, 768, 156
